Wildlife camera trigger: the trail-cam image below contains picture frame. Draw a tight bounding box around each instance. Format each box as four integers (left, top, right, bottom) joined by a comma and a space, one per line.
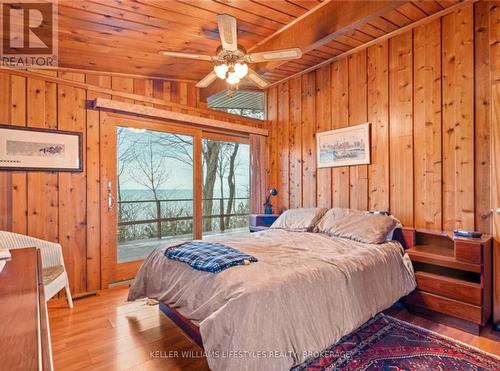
316, 122, 370, 168
0, 125, 83, 172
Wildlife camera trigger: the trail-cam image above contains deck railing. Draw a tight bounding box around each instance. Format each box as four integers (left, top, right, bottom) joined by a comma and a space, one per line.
118, 197, 250, 239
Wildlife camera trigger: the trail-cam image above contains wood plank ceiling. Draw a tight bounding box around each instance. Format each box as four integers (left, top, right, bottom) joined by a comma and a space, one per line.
58, 0, 462, 86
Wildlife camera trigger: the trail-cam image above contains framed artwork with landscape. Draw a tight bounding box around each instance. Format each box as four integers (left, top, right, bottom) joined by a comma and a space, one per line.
0, 125, 82, 171
316, 122, 370, 168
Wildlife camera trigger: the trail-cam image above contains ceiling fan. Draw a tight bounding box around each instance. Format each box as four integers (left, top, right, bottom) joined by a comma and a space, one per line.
159, 14, 302, 89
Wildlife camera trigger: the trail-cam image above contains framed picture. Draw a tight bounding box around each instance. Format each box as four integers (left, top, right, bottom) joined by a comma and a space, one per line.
0, 125, 83, 171
316, 122, 370, 168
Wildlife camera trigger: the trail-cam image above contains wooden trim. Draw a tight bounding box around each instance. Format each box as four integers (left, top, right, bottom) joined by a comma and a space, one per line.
93, 97, 268, 136
105, 111, 251, 139
108, 114, 202, 137
251, 0, 404, 72
0, 68, 264, 127
46, 67, 197, 83
202, 132, 250, 144
112, 260, 143, 283
492, 0, 500, 327
249, 134, 267, 214
267, 1, 478, 88
99, 112, 118, 289
247, 0, 332, 52
193, 135, 203, 240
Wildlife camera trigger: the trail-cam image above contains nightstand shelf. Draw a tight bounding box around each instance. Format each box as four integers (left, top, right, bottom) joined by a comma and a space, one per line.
407, 244, 481, 273
403, 228, 492, 334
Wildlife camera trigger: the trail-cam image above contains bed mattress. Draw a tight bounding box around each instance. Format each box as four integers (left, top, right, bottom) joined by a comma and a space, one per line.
128, 229, 416, 371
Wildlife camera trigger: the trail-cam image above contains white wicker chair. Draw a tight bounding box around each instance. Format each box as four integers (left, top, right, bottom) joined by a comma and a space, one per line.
0, 231, 73, 308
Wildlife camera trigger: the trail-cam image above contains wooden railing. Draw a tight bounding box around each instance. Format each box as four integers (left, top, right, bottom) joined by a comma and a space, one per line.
118, 197, 249, 239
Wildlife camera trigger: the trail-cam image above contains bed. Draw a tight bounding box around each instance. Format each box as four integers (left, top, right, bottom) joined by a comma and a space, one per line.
129, 210, 416, 371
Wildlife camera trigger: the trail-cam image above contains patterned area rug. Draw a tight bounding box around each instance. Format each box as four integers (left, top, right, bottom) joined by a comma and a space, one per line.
292, 313, 500, 371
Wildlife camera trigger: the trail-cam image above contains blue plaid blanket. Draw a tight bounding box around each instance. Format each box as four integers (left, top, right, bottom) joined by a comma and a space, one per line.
164, 241, 258, 273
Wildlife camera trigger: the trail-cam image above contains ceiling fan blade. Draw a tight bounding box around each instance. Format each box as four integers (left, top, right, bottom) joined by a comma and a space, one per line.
246, 69, 270, 89
244, 48, 302, 63
217, 14, 238, 52
159, 51, 214, 62
196, 71, 218, 88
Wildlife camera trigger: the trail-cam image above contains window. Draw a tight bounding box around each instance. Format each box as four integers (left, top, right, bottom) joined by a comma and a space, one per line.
116, 127, 194, 262
207, 90, 264, 120
202, 138, 250, 236
217, 108, 264, 120
116, 126, 251, 263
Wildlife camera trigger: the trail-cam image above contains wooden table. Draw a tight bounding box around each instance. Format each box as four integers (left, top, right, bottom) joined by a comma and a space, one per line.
0, 247, 52, 370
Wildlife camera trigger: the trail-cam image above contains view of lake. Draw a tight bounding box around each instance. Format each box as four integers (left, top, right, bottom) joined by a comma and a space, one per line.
116, 128, 251, 262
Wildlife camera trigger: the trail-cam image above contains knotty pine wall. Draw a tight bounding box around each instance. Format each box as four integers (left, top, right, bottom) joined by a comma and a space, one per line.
0, 69, 262, 294
266, 2, 498, 234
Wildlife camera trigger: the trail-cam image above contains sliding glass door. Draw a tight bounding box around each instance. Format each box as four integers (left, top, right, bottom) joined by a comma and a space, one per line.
116, 127, 194, 263
202, 136, 250, 237
101, 113, 253, 284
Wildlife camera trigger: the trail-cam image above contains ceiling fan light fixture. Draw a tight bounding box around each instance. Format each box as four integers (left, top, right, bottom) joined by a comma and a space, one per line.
233, 62, 248, 79
226, 71, 240, 85
214, 63, 229, 79
163, 14, 302, 90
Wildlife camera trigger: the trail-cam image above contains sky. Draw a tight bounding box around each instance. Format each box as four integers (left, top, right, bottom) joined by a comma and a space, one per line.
117, 127, 250, 197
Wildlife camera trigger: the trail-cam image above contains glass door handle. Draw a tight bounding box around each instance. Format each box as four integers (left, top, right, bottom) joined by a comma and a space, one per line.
107, 181, 115, 210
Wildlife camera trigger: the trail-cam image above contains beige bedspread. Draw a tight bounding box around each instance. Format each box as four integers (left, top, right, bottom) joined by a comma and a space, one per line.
128, 229, 416, 371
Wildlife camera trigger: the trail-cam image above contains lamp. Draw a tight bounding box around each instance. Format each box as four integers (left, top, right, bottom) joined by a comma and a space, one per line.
226, 71, 241, 85
214, 61, 248, 86
263, 188, 278, 214
214, 63, 229, 79
233, 62, 248, 79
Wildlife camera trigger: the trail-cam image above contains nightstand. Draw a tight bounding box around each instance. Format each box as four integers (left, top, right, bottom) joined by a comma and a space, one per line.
249, 214, 279, 232
402, 228, 492, 334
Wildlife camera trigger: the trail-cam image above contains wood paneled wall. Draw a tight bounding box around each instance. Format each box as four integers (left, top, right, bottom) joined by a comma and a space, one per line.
0, 70, 262, 294
266, 2, 497, 233
489, 0, 500, 325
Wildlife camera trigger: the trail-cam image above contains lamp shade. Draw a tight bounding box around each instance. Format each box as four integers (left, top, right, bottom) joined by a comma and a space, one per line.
234, 62, 248, 79
214, 64, 229, 79
226, 71, 240, 85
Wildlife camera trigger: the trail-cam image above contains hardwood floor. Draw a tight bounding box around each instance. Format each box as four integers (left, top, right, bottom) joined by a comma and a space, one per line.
49, 286, 500, 371
48, 287, 210, 371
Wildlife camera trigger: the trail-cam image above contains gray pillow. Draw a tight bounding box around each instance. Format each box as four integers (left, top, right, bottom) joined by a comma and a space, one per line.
315, 208, 397, 244
270, 208, 328, 232
314, 208, 364, 233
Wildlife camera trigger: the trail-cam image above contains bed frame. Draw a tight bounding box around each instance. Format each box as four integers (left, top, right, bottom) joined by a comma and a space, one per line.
159, 229, 412, 349
159, 302, 203, 348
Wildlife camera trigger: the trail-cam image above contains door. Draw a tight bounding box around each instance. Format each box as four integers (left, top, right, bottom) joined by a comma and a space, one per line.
99, 113, 255, 287
100, 113, 202, 284
201, 134, 250, 237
